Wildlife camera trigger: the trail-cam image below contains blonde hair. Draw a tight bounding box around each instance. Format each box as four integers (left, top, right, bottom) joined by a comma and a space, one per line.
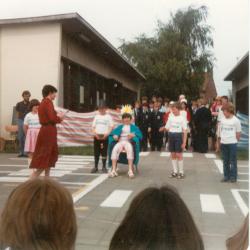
222, 102, 235, 114
0, 178, 77, 250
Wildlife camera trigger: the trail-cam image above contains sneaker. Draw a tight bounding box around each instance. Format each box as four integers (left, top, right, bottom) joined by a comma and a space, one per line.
169, 172, 178, 178
90, 167, 98, 173
102, 167, 108, 173
230, 179, 237, 183
178, 173, 185, 179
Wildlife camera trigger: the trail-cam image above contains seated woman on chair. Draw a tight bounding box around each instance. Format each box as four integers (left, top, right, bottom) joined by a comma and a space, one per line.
109, 106, 142, 179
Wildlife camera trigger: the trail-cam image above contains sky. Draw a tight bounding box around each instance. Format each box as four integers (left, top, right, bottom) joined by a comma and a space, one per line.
0, 0, 248, 95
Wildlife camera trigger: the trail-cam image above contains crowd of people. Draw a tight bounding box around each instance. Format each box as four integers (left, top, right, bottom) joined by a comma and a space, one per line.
14, 87, 242, 183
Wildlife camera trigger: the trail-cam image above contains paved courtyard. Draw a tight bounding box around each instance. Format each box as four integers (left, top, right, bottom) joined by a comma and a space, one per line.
0, 151, 248, 250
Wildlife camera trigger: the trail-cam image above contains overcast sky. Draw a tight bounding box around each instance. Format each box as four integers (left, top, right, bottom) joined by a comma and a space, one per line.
0, 0, 248, 95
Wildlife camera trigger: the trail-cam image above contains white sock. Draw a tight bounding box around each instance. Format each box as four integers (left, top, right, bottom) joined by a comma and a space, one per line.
171, 159, 178, 173
178, 160, 184, 174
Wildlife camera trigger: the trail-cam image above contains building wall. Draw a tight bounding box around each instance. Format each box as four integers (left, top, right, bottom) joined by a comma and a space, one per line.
0, 23, 62, 138
61, 33, 140, 94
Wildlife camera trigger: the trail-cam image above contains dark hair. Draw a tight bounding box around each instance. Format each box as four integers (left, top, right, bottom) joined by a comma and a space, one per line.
110, 185, 204, 250
0, 178, 77, 250
122, 113, 132, 120
28, 99, 40, 112
42, 85, 57, 98
22, 90, 31, 97
221, 95, 229, 101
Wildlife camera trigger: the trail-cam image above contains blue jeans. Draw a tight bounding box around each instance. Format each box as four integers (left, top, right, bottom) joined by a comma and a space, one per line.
17, 119, 25, 155
221, 143, 238, 181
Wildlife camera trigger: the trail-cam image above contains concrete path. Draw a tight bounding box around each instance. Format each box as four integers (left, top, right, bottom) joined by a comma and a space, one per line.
0, 152, 248, 250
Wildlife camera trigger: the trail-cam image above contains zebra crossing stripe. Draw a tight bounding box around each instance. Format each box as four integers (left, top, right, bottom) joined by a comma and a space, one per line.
160, 152, 170, 157
214, 160, 223, 174
231, 189, 249, 216
139, 152, 150, 156
200, 194, 225, 214
100, 190, 132, 208
205, 153, 217, 159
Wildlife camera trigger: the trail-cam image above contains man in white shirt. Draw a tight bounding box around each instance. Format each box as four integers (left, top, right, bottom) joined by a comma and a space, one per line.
218, 103, 241, 183
91, 100, 114, 173
164, 102, 187, 179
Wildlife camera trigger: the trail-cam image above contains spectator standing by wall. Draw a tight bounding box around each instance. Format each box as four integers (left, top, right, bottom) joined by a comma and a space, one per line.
16, 90, 31, 157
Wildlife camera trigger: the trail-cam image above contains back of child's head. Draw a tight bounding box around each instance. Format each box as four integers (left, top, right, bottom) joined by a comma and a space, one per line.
109, 185, 204, 250
0, 178, 77, 250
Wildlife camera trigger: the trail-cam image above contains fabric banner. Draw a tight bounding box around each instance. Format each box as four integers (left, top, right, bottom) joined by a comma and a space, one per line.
56, 107, 122, 147
236, 112, 249, 150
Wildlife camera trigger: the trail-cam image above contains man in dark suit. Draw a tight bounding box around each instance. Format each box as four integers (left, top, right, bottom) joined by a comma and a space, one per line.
139, 103, 150, 151
149, 102, 164, 151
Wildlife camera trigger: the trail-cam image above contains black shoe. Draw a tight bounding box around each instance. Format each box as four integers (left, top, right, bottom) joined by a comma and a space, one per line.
221, 178, 229, 183
230, 179, 237, 183
91, 167, 98, 173
17, 154, 24, 157
102, 167, 108, 173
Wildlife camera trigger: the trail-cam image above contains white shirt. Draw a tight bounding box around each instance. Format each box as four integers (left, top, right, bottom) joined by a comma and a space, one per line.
165, 114, 187, 133
92, 113, 113, 135
23, 112, 41, 129
120, 125, 131, 141
219, 116, 241, 144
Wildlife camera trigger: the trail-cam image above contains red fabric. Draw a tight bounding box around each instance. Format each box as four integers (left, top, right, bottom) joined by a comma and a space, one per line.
30, 98, 61, 169
163, 112, 170, 125
186, 109, 191, 122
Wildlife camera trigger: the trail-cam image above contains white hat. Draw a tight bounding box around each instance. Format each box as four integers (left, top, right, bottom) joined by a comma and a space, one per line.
169, 101, 175, 105
181, 99, 187, 104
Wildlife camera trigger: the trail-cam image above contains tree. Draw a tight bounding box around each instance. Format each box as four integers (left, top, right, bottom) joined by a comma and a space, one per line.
119, 5, 215, 100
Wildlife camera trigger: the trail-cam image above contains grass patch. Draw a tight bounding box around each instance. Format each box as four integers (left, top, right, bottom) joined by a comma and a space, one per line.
59, 146, 94, 156
237, 149, 249, 161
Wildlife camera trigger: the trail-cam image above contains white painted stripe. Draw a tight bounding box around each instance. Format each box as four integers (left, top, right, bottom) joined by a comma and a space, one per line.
9, 158, 27, 161
60, 181, 89, 186
238, 180, 249, 183
183, 153, 193, 158
238, 164, 249, 168
200, 194, 225, 213
139, 152, 150, 156
231, 189, 249, 216
0, 177, 28, 182
0, 170, 12, 174
9, 171, 72, 177
100, 190, 132, 208
0, 164, 27, 167
205, 153, 216, 159
73, 174, 108, 203
238, 172, 249, 175
59, 159, 93, 162
60, 155, 93, 159
160, 152, 170, 157
56, 161, 90, 165
214, 159, 223, 174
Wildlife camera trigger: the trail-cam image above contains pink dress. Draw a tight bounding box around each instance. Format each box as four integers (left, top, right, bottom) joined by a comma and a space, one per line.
24, 112, 41, 153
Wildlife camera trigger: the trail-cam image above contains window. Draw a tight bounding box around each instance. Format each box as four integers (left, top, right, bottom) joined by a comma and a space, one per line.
96, 91, 100, 106
80, 85, 85, 104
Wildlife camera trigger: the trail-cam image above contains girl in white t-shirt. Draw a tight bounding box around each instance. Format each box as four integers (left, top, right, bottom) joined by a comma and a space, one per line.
218, 103, 241, 183
164, 102, 187, 179
23, 99, 41, 168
